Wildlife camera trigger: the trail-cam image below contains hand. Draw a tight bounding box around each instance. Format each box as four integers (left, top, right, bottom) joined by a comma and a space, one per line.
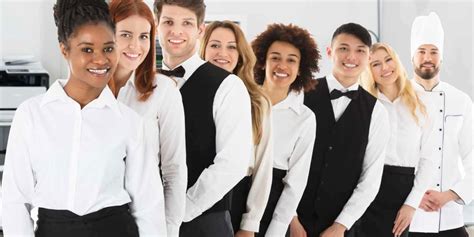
235, 229, 254, 237
392, 204, 415, 237
419, 192, 438, 212
320, 222, 346, 237
289, 216, 307, 237
421, 190, 459, 211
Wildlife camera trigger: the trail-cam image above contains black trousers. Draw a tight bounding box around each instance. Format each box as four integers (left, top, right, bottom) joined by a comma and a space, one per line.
256, 168, 287, 237
357, 165, 415, 237
301, 217, 358, 237
35, 204, 138, 237
179, 211, 234, 237
230, 175, 252, 232
409, 227, 469, 237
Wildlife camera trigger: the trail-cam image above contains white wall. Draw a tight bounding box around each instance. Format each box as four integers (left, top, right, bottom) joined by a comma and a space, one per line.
380, 0, 473, 98
1, 0, 472, 99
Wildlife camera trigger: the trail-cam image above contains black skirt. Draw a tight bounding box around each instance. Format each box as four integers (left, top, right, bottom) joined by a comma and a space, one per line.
256, 168, 287, 237
357, 165, 415, 237
35, 204, 139, 237
230, 175, 252, 232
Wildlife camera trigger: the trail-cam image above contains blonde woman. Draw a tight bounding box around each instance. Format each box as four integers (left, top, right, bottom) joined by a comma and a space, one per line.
359, 42, 436, 237
200, 20, 273, 237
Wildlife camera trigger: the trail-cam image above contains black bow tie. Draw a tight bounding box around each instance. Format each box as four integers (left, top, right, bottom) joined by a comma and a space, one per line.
329, 89, 359, 100
158, 66, 185, 78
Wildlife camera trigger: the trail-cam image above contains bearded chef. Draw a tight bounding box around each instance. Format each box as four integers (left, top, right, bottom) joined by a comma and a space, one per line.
408, 12, 473, 237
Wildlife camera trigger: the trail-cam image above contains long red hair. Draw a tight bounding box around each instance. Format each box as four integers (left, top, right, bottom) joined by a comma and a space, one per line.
109, 0, 156, 101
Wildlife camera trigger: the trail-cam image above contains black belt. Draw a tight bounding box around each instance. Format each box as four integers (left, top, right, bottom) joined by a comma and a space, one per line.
38, 204, 130, 223
383, 165, 415, 175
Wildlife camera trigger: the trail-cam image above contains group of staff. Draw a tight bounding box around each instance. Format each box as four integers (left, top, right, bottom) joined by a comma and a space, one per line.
2, 0, 472, 237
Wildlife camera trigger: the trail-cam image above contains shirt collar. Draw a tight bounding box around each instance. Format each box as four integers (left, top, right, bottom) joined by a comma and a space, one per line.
273, 90, 304, 115
377, 89, 401, 104
410, 79, 446, 92
327, 73, 359, 92
162, 53, 205, 82
40, 79, 121, 115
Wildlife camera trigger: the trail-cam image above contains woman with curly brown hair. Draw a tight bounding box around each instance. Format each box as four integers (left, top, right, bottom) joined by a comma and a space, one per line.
200, 21, 273, 237
251, 23, 320, 237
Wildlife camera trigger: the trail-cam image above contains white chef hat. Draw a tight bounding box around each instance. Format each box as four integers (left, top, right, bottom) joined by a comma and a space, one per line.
410, 12, 444, 60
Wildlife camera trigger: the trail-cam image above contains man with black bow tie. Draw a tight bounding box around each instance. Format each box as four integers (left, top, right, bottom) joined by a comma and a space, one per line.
153, 1, 253, 236
290, 23, 390, 237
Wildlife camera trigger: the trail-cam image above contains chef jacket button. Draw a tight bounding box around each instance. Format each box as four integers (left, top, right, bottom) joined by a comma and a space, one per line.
440, 109, 443, 112
436, 184, 440, 187
439, 128, 442, 131
438, 147, 442, 150
439, 93, 443, 96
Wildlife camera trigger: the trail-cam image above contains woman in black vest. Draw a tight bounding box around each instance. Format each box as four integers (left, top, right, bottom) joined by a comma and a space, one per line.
2, 0, 165, 236
251, 23, 319, 237
358, 42, 435, 237
200, 21, 273, 237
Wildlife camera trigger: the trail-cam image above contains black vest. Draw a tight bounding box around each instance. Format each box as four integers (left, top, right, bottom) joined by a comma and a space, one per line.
297, 77, 377, 232
180, 62, 231, 213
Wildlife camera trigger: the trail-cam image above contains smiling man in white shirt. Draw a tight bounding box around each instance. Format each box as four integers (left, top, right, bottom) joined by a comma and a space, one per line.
292, 22, 390, 237
153, 1, 253, 236
409, 12, 473, 237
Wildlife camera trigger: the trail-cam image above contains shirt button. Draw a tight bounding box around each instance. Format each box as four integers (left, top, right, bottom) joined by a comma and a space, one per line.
438, 147, 442, 151
438, 166, 441, 169
439, 93, 443, 96
439, 128, 442, 131
440, 109, 443, 112
437, 184, 440, 187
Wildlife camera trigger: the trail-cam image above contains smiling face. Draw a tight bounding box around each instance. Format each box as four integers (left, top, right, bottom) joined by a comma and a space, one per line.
115, 15, 151, 73
61, 22, 117, 91
413, 44, 441, 80
328, 33, 369, 86
262, 41, 301, 93
156, 4, 204, 68
204, 27, 239, 73
370, 48, 398, 88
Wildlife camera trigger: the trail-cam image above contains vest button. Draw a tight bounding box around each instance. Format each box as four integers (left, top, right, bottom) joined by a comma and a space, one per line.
324, 163, 329, 168
328, 146, 333, 151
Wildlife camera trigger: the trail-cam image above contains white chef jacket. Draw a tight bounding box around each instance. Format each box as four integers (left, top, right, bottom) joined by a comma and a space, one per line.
410, 80, 473, 233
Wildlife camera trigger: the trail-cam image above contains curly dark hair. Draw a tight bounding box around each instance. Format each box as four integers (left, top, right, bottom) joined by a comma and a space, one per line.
252, 23, 320, 92
53, 0, 114, 46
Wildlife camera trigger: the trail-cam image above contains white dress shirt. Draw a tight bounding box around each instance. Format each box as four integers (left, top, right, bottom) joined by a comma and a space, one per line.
265, 91, 316, 236
164, 54, 253, 222
240, 100, 274, 232
410, 80, 473, 233
117, 72, 187, 237
377, 91, 436, 208
2, 80, 166, 236
326, 74, 390, 229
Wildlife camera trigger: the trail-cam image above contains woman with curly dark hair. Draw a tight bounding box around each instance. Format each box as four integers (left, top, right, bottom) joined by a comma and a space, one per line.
251, 23, 320, 237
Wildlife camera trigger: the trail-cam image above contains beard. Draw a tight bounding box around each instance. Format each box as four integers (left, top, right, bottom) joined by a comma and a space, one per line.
414, 63, 440, 80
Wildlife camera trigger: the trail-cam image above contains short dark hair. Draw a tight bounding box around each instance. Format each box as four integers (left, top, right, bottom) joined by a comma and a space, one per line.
252, 23, 320, 93
153, 0, 206, 25
53, 0, 114, 46
332, 22, 372, 47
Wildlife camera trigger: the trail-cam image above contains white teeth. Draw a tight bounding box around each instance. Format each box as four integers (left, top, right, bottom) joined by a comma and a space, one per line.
215, 59, 229, 64
125, 53, 139, 58
88, 68, 108, 75
344, 63, 357, 68
274, 72, 288, 78
169, 39, 184, 44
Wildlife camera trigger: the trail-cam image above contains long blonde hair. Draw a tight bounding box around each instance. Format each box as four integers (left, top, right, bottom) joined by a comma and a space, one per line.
361, 43, 426, 124
200, 21, 270, 145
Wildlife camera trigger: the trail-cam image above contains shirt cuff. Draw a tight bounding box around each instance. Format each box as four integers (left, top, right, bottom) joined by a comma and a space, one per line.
334, 212, 355, 230
451, 185, 470, 205
265, 219, 289, 237
240, 214, 260, 233
183, 196, 203, 222
404, 189, 425, 209
167, 224, 180, 237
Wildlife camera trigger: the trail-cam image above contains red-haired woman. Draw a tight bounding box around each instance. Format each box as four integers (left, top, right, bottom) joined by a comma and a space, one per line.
109, 1, 187, 236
